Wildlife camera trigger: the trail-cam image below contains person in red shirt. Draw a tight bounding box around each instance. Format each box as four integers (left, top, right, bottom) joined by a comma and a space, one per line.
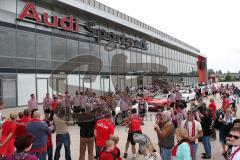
222, 94, 230, 113
208, 98, 217, 140
15, 112, 26, 138
99, 140, 116, 160
21, 109, 32, 124
110, 135, 122, 160
123, 108, 142, 159
95, 111, 115, 159
0, 112, 18, 157
16, 112, 24, 122
44, 119, 54, 160
208, 98, 217, 119
50, 96, 59, 120
15, 109, 32, 138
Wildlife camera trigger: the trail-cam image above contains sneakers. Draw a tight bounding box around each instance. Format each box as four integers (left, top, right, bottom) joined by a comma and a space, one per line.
201, 155, 211, 159
123, 153, 128, 158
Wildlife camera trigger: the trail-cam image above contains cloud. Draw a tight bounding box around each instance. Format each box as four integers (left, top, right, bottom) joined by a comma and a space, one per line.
99, 0, 240, 73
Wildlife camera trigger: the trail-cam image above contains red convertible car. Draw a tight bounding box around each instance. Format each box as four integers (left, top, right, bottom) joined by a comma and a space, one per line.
147, 94, 170, 112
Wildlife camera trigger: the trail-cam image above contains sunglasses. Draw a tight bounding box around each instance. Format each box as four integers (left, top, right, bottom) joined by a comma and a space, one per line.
228, 134, 240, 140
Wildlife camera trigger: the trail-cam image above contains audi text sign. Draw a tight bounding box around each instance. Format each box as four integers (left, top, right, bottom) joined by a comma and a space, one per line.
17, 2, 148, 50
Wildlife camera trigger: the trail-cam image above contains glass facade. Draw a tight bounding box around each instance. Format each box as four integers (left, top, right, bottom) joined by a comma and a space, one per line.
0, 0, 200, 107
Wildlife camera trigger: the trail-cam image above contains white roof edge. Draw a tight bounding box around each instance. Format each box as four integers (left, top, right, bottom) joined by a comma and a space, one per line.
56, 0, 206, 58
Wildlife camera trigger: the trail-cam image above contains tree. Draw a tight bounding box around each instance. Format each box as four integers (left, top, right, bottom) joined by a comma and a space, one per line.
225, 74, 232, 81
208, 69, 215, 75
227, 71, 231, 74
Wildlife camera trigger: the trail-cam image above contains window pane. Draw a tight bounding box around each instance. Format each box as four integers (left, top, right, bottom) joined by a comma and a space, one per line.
0, 26, 16, 57
17, 30, 35, 58
36, 34, 51, 60
66, 39, 78, 60
17, 74, 36, 106
53, 37, 66, 61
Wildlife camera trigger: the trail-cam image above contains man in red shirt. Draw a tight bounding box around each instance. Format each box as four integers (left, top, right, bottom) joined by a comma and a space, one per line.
208, 98, 217, 119
95, 111, 115, 159
222, 94, 230, 112
208, 98, 217, 140
15, 109, 32, 138
21, 109, 32, 123
123, 108, 142, 159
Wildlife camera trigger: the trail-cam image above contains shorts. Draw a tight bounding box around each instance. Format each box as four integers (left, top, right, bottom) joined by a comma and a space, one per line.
139, 109, 145, 117
122, 110, 128, 119
73, 106, 81, 113
128, 131, 142, 145
44, 108, 51, 114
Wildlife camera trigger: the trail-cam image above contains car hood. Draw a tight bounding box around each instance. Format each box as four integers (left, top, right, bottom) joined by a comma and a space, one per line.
181, 93, 190, 97
148, 99, 166, 103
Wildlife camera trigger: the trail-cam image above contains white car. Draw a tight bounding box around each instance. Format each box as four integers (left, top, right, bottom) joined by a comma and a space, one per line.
180, 89, 196, 102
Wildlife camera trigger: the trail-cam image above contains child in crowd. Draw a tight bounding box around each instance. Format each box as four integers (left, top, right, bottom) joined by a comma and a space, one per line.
99, 140, 117, 160
110, 135, 122, 160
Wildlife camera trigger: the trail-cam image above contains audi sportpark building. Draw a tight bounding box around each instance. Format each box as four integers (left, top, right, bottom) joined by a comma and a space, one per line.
0, 0, 207, 107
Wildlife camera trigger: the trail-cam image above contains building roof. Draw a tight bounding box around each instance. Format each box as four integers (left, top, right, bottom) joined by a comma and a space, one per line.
54, 0, 205, 58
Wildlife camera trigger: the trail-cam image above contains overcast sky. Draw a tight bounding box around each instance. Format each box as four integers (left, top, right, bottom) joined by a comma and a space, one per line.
99, 0, 240, 73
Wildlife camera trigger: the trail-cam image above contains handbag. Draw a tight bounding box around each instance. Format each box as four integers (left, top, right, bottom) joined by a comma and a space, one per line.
214, 111, 224, 130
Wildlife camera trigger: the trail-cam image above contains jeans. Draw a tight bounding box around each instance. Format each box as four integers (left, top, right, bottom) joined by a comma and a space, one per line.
235, 94, 239, 103
159, 146, 172, 160
47, 147, 53, 160
95, 146, 103, 159
202, 136, 211, 156
35, 151, 47, 160
54, 133, 72, 160
191, 143, 198, 160
79, 137, 94, 160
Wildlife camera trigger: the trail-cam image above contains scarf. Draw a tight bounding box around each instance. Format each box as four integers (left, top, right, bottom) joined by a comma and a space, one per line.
172, 139, 192, 157
13, 152, 33, 160
184, 120, 196, 142
229, 146, 240, 160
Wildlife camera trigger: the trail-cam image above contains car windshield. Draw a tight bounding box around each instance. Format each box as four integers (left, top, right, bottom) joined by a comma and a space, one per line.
181, 90, 189, 94
153, 94, 168, 99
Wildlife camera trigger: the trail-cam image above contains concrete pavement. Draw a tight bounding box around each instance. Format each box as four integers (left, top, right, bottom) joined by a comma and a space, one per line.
1, 93, 235, 160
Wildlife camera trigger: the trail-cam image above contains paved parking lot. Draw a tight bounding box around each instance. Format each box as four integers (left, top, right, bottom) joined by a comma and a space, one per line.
1, 90, 238, 160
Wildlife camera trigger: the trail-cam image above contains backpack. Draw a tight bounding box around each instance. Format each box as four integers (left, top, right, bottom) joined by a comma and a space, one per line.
213, 110, 224, 130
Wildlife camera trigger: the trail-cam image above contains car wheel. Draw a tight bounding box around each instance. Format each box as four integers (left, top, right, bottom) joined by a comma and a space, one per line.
115, 113, 123, 125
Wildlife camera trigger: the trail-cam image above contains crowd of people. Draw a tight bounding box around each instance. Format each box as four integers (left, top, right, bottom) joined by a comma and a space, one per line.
0, 83, 240, 160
